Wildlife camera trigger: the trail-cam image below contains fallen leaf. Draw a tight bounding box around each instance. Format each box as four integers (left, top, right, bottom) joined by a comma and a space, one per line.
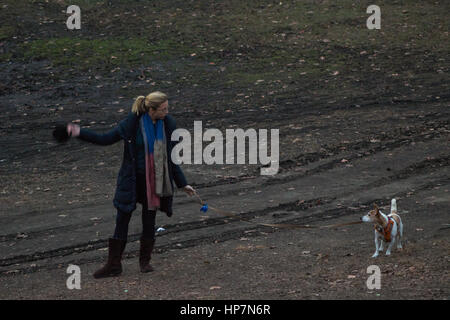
209, 286, 221, 290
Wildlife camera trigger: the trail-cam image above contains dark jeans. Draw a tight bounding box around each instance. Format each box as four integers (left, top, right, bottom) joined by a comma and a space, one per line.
113, 173, 156, 241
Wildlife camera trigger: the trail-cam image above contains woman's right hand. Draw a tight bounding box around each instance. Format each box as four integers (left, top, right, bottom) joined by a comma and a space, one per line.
67, 123, 80, 138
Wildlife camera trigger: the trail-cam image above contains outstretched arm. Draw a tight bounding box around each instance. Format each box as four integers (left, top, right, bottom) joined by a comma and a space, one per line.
67, 123, 121, 146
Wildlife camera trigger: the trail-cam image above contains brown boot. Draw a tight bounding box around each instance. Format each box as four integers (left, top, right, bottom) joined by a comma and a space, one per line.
93, 238, 127, 279
139, 237, 155, 273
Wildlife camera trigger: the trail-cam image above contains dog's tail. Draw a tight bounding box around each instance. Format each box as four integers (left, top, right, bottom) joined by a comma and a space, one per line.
390, 198, 397, 214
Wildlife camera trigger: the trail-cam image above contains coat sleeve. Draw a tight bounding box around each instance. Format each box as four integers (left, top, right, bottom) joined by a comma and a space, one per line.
172, 163, 188, 188
166, 115, 188, 188
77, 126, 122, 145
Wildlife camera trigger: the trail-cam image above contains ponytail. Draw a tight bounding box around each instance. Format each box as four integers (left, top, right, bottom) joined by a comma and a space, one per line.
131, 95, 147, 115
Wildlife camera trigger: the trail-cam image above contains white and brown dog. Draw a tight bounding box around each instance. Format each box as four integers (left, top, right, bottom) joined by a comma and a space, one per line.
361, 199, 403, 257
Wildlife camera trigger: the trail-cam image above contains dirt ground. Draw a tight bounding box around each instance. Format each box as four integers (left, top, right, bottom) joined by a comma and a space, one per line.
0, 0, 449, 300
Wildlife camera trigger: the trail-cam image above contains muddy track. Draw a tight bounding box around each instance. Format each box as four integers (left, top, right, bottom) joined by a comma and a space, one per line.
0, 197, 332, 269
1, 95, 447, 164
2, 94, 449, 270
4, 112, 446, 216
193, 119, 448, 191
363, 156, 450, 189
277, 119, 449, 171
2, 122, 446, 242
1, 122, 448, 250
217, 96, 450, 124
1, 169, 447, 276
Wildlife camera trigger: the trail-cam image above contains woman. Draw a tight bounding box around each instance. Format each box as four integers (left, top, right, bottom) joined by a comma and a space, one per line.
67, 91, 195, 278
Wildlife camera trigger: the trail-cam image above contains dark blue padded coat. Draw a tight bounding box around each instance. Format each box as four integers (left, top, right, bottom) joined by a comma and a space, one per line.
77, 112, 188, 216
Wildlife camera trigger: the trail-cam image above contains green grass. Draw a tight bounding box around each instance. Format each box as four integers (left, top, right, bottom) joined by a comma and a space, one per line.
20, 37, 190, 69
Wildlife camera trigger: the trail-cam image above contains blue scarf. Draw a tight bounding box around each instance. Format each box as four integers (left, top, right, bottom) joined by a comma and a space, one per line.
141, 114, 173, 209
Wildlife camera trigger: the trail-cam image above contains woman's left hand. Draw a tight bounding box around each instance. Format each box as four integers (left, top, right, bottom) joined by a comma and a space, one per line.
183, 185, 196, 196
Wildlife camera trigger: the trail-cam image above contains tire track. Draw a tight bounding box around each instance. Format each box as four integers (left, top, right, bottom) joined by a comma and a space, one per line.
1, 174, 448, 276
0, 197, 332, 268
1, 128, 448, 261
5, 117, 445, 240
192, 118, 449, 189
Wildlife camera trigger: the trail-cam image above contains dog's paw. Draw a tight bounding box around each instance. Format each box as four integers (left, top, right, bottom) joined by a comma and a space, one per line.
372, 253, 379, 258
385, 251, 391, 256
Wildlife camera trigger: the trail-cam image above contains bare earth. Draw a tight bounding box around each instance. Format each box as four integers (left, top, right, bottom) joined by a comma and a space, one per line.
0, 0, 449, 300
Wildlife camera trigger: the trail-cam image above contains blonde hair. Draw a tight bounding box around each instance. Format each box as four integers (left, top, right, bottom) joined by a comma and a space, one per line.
131, 91, 168, 115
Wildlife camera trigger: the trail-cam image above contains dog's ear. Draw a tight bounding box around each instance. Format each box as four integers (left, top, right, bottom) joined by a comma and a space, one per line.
374, 204, 380, 214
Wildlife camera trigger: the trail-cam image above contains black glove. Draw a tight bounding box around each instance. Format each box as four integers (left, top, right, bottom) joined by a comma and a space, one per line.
52, 124, 70, 143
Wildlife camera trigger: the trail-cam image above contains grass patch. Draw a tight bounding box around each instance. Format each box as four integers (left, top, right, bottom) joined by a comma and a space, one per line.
20, 37, 191, 69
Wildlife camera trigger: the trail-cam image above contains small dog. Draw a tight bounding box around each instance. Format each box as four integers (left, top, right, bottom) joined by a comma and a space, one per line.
361, 199, 403, 257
